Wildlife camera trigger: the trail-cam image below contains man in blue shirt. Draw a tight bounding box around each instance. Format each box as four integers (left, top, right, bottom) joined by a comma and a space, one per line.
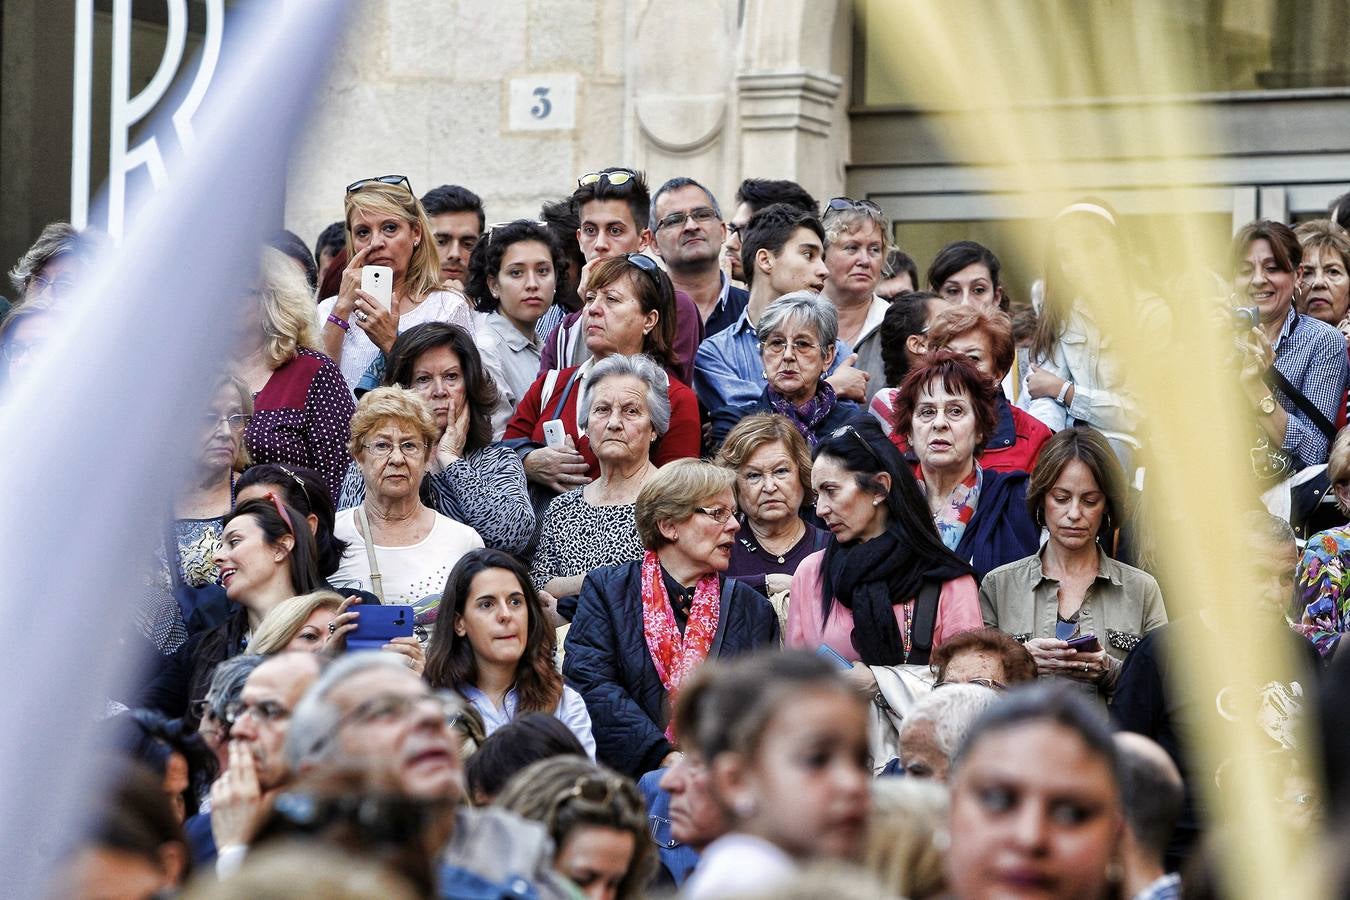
694, 204, 866, 422
650, 177, 747, 339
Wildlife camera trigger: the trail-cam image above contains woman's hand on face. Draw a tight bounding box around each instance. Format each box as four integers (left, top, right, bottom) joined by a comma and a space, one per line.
843, 660, 878, 692
384, 635, 425, 674
436, 394, 469, 468
1025, 364, 1065, 401
537, 590, 566, 628
823, 353, 868, 402
524, 435, 590, 493
319, 596, 362, 657
335, 245, 372, 316
353, 288, 399, 354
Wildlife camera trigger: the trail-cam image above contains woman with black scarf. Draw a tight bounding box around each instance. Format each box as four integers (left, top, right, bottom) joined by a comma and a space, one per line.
785, 417, 982, 689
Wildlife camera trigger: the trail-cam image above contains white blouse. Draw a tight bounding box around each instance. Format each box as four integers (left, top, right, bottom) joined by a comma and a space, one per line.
318, 289, 475, 390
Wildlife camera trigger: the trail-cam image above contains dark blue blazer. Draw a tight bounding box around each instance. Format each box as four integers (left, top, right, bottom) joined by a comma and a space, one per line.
563, 561, 780, 777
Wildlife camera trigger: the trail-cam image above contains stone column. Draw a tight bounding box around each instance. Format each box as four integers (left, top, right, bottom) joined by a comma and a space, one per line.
733, 0, 850, 204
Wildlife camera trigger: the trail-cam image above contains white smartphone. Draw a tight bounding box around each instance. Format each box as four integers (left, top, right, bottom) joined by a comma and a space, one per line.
360, 265, 393, 309
542, 419, 566, 448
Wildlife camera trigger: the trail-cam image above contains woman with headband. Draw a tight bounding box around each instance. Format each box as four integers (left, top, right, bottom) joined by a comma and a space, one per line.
143, 494, 323, 730
1021, 198, 1170, 471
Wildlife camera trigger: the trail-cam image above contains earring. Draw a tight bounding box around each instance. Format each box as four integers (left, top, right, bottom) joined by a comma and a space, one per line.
872, 498, 882, 507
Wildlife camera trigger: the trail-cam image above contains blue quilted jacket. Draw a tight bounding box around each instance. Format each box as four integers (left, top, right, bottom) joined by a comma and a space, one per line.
563, 560, 781, 777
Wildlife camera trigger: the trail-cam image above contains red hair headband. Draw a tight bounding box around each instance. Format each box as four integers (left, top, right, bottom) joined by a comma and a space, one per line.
264, 491, 294, 535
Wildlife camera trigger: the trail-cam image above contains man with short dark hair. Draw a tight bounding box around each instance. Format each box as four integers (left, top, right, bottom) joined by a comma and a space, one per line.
694, 203, 862, 434
725, 178, 819, 283
650, 177, 747, 338
312, 221, 346, 280
1115, 733, 1184, 900
878, 247, 919, 300
421, 184, 485, 290
536, 166, 702, 385
1331, 190, 1350, 231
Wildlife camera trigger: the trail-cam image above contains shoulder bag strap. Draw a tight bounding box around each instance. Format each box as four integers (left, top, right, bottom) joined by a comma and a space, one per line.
1266, 366, 1337, 441
353, 506, 385, 603
906, 578, 942, 666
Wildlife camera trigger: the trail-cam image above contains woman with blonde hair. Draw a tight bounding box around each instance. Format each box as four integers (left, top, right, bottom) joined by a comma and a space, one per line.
246, 590, 425, 669
238, 247, 355, 503
317, 176, 475, 389
863, 778, 949, 900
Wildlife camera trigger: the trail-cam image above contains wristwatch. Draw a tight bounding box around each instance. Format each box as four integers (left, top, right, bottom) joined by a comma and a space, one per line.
1259, 395, 1277, 416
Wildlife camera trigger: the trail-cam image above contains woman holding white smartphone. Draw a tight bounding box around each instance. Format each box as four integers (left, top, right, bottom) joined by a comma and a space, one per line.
318, 175, 475, 389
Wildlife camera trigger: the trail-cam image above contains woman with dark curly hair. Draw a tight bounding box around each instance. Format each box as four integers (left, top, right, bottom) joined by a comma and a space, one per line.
466, 220, 568, 418
337, 323, 534, 554
497, 756, 654, 900
425, 549, 594, 756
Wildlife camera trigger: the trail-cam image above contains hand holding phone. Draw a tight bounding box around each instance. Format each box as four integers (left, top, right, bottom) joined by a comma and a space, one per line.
347, 604, 415, 652
1065, 633, 1100, 654
360, 265, 394, 309
543, 419, 567, 449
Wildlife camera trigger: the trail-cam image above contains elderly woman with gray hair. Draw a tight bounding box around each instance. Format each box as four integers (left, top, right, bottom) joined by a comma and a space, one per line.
530, 353, 670, 621
710, 291, 860, 448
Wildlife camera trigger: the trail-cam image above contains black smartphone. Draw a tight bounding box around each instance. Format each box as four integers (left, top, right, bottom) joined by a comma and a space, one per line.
1065, 633, 1100, 654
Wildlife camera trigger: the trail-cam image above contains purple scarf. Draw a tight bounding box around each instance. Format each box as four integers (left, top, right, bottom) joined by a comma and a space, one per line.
767, 379, 838, 448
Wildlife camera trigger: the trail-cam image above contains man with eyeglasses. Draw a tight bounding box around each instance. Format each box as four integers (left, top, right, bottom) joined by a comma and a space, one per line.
536, 167, 703, 386
650, 177, 748, 339
207, 651, 324, 873
286, 653, 571, 897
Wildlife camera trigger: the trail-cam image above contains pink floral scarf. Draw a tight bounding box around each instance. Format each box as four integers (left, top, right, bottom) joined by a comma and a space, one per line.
639, 550, 721, 742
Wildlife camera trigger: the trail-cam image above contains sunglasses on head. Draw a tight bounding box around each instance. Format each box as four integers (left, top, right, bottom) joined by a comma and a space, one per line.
346, 174, 415, 197
829, 424, 885, 470
826, 196, 882, 214
578, 169, 637, 189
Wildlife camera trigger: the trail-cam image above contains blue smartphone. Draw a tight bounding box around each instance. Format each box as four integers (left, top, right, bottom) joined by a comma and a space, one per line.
816, 644, 854, 671
347, 604, 415, 652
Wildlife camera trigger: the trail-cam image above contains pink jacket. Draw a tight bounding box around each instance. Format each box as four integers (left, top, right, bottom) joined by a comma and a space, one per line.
786, 550, 982, 661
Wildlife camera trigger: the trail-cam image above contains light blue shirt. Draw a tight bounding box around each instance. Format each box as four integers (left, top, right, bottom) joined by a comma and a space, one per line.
460, 683, 597, 760
692, 308, 852, 413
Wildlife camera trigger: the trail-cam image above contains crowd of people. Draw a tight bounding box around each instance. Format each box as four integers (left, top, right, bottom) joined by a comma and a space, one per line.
10, 170, 1350, 899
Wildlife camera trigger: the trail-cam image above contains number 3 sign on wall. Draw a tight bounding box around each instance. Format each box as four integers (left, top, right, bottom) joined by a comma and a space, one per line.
510, 76, 576, 132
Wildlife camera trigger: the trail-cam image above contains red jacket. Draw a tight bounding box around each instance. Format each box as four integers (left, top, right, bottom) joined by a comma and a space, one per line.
876, 389, 1052, 474
504, 364, 702, 479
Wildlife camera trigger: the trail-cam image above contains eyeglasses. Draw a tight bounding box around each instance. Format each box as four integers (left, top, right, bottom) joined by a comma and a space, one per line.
30, 272, 78, 298
203, 412, 251, 433
189, 699, 216, 721
761, 337, 821, 358
362, 439, 428, 459
1, 340, 39, 364
346, 174, 415, 197
936, 678, 1007, 692
655, 207, 720, 232
577, 169, 637, 188
727, 222, 746, 237
693, 506, 735, 524
335, 690, 465, 734
826, 196, 882, 214
224, 698, 291, 726
623, 252, 666, 290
